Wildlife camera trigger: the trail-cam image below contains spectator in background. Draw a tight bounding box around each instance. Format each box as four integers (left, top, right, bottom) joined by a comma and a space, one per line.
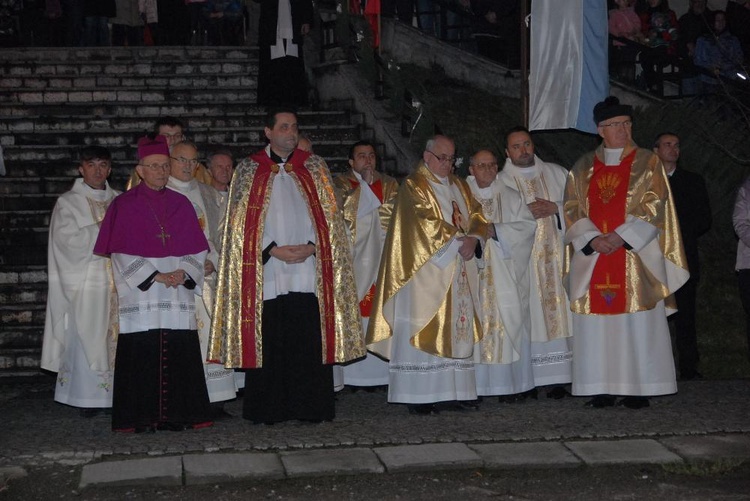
157, 0, 188, 45
139, 0, 158, 45
694, 10, 744, 92
609, 0, 645, 81
678, 0, 712, 59
653, 132, 711, 381
203, 0, 244, 45
471, 0, 520, 66
726, 0, 750, 62
83, 0, 115, 46
186, 0, 208, 45
635, 0, 677, 37
256, 0, 313, 107
733, 176, 750, 362
62, 0, 84, 46
111, 0, 143, 46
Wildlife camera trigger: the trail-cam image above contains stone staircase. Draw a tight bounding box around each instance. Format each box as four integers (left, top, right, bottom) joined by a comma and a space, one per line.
0, 46, 366, 376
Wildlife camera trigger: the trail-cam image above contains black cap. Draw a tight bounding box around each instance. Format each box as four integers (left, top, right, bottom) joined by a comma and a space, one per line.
593, 96, 633, 125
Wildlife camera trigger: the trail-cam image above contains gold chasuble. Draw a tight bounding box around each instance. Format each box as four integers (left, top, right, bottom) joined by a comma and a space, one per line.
333, 170, 399, 317
564, 144, 688, 315
208, 149, 365, 369
366, 162, 488, 358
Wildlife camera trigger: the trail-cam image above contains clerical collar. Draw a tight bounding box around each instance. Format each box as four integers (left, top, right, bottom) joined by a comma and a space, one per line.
168, 176, 196, 191
603, 148, 624, 166
267, 147, 290, 164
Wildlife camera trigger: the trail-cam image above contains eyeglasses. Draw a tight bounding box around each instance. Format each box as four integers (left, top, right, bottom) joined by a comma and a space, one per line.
471, 161, 498, 170
171, 156, 199, 167
427, 150, 456, 164
599, 120, 632, 128
139, 162, 170, 171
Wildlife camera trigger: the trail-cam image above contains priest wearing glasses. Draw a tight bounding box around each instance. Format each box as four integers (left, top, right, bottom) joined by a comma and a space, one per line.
94, 135, 213, 433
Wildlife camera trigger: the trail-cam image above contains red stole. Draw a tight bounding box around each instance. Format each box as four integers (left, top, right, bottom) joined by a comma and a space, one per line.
349, 177, 383, 318
587, 150, 635, 314
240, 149, 337, 367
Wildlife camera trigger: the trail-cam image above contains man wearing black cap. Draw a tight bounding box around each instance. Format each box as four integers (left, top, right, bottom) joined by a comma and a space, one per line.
562, 97, 689, 409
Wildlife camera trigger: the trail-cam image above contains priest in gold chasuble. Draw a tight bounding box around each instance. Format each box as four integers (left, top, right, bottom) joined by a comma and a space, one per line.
334, 140, 400, 388
366, 136, 488, 414
563, 97, 688, 409
208, 109, 364, 424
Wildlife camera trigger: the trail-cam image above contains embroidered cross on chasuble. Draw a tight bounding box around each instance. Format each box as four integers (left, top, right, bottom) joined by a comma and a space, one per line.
587, 150, 635, 314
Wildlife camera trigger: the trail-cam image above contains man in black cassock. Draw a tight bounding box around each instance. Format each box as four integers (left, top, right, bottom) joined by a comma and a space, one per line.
256, 0, 313, 107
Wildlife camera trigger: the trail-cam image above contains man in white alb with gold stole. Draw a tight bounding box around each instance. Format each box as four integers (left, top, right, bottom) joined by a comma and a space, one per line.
499, 127, 573, 398
564, 97, 688, 409
367, 135, 488, 414
466, 149, 537, 399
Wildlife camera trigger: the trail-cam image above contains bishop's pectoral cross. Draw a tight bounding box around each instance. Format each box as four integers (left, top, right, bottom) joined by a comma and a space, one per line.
156, 226, 171, 246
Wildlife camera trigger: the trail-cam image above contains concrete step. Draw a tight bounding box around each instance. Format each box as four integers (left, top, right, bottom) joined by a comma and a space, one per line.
0, 327, 44, 350
0, 110, 353, 132
0, 194, 57, 211
0, 227, 48, 245
1, 125, 360, 148
0, 303, 45, 327
0, 177, 75, 195
0, 74, 258, 92
0, 87, 259, 105
0, 210, 51, 229
0, 266, 47, 285
0, 102, 268, 119
0, 46, 257, 63
0, 284, 47, 305
0, 243, 47, 266
0, 347, 42, 371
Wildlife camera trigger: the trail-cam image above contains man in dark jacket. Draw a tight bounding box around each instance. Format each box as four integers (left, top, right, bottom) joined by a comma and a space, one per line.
255, 0, 313, 106
654, 132, 712, 380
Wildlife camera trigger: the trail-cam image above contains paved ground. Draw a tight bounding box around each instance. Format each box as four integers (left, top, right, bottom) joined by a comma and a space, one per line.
1, 376, 749, 490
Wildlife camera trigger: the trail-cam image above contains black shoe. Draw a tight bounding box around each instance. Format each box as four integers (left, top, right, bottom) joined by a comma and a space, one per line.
79, 408, 103, 418
617, 396, 650, 409
156, 422, 188, 431
407, 404, 437, 415
211, 407, 234, 420
546, 386, 571, 400
518, 388, 538, 401
679, 370, 703, 381
585, 394, 616, 408
133, 425, 156, 434
435, 400, 480, 412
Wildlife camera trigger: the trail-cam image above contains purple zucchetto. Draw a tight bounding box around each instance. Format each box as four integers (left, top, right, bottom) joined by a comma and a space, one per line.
593, 96, 633, 125
137, 135, 169, 159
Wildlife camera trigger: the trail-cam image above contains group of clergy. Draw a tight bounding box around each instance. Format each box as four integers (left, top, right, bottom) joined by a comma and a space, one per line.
42, 96, 689, 432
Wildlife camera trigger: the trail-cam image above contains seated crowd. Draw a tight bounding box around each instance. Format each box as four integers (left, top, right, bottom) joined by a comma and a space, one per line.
608, 0, 748, 94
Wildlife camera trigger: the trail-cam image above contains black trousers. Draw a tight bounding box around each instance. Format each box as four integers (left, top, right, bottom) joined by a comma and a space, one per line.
670, 276, 700, 376
243, 293, 334, 424
737, 270, 750, 359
